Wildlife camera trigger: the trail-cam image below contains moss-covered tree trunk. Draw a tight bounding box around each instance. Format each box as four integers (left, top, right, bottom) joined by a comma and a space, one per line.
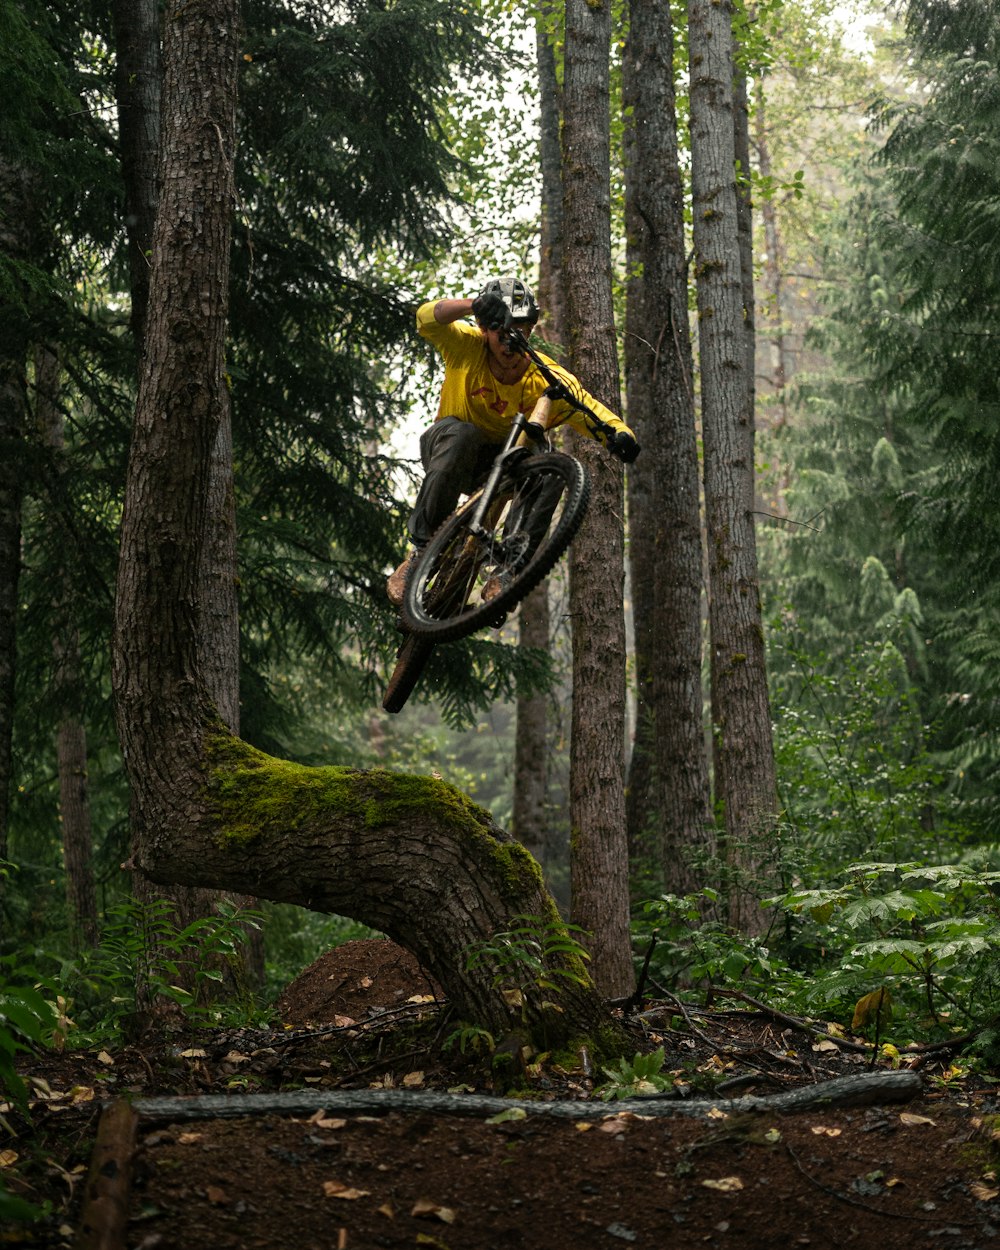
111, 0, 617, 1053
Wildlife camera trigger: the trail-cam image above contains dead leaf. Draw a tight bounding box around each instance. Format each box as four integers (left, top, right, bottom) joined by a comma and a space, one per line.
323, 1180, 370, 1200
575, 1122, 593, 1132
205, 1185, 229, 1205
377, 1202, 396, 1219
970, 1182, 1000, 1202
702, 1177, 744, 1193
707, 1107, 729, 1120
899, 1113, 936, 1127
485, 1107, 526, 1125
810, 1125, 842, 1137
359, 976, 373, 989
411, 1198, 456, 1223
599, 1118, 630, 1134
852, 987, 893, 1033
96, 1051, 114, 1066
309, 1113, 347, 1130
333, 1015, 356, 1028
811, 1040, 839, 1053
403, 1071, 425, 1088
178, 1048, 208, 1059
69, 1086, 95, 1104
0, 1150, 18, 1168
178, 1132, 203, 1145
222, 1051, 251, 1064
408, 994, 436, 1004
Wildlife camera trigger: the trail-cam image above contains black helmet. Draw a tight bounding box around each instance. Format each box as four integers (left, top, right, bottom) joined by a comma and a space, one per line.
478, 276, 539, 325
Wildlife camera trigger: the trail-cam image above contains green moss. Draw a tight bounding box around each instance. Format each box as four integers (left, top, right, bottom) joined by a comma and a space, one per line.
202, 734, 545, 901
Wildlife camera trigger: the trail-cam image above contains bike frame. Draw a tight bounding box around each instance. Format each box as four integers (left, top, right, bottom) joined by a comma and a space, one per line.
465, 327, 614, 540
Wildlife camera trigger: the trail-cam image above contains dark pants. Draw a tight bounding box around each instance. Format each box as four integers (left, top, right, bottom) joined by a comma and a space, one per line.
407, 417, 501, 546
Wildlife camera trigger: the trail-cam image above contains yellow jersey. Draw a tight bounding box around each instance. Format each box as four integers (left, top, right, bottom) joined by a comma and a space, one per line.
416, 301, 633, 446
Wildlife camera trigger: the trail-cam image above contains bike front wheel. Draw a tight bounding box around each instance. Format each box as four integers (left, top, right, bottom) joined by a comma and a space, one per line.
401, 451, 590, 643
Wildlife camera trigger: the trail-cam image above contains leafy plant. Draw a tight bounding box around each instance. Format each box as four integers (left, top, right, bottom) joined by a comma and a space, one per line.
59, 897, 264, 1043
771, 858, 1000, 1031
442, 1023, 496, 1056
596, 1047, 672, 1101
0, 959, 57, 1119
0, 960, 57, 1226
464, 914, 592, 999
632, 890, 785, 992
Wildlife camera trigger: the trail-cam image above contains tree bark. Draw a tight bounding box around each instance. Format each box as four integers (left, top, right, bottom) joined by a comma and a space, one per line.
562, 0, 634, 997
0, 159, 33, 867
35, 342, 99, 947
112, 0, 162, 346
512, 582, 551, 868
623, 0, 714, 894
111, 0, 617, 1052
512, 3, 563, 877
112, 0, 262, 986
753, 77, 790, 425
688, 0, 778, 934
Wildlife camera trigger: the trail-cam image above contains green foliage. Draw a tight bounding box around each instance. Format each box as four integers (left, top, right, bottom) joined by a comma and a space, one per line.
596, 1046, 671, 1101
632, 891, 780, 990
464, 913, 592, 997
771, 855, 1000, 1028
56, 899, 265, 1044
0, 959, 57, 1119
442, 1023, 497, 1057
764, 0, 1000, 842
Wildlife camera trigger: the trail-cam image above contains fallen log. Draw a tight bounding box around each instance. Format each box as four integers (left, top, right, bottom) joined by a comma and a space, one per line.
74, 1099, 139, 1250
131, 1070, 921, 1123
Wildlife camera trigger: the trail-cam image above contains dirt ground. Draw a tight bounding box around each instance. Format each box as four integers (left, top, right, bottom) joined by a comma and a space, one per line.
6, 938, 1000, 1249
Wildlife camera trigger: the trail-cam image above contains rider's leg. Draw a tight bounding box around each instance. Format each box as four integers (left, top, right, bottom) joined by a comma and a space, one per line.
407, 417, 498, 546
388, 418, 497, 606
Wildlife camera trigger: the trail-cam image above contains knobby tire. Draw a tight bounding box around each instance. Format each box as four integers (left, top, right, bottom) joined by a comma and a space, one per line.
382, 631, 434, 714
401, 451, 589, 644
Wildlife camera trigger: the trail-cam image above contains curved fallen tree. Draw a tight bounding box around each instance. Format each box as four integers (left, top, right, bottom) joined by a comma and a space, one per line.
110, 0, 618, 1054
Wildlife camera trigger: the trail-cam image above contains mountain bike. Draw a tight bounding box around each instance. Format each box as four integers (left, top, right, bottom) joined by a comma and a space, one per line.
381, 328, 619, 714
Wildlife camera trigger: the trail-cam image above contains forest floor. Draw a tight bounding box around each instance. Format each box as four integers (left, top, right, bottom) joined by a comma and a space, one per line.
5, 938, 1000, 1250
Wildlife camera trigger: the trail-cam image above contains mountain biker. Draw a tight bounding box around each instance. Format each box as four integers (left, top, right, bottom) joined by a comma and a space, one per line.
386, 276, 640, 606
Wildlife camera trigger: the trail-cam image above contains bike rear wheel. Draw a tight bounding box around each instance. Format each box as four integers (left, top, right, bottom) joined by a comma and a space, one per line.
401, 451, 589, 643
382, 631, 435, 713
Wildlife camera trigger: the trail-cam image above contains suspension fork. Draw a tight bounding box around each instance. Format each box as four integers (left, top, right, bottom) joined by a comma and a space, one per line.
465, 395, 556, 538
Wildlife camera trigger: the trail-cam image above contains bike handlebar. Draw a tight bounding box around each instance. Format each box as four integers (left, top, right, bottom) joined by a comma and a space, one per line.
504, 327, 617, 444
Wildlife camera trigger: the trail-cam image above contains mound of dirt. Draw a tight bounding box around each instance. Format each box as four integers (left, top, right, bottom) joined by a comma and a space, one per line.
275, 939, 441, 1027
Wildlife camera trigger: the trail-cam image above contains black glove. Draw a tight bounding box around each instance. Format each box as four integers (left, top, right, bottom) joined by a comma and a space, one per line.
471, 291, 511, 332
607, 430, 640, 464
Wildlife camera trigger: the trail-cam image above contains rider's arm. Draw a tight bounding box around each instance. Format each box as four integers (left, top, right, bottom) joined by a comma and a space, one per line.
428, 298, 475, 324
538, 361, 636, 441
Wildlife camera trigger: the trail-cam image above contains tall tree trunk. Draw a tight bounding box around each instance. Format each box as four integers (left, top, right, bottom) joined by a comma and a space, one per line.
623, 0, 714, 894
562, 0, 634, 997
112, 0, 262, 986
112, 0, 162, 346
512, 3, 563, 876
111, 0, 618, 1053
0, 160, 33, 868
35, 342, 99, 947
753, 77, 790, 425
688, 0, 778, 934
